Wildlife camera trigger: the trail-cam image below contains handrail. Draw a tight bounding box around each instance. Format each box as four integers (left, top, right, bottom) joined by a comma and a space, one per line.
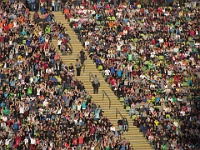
89, 72, 94, 81
116, 108, 123, 119
102, 90, 111, 109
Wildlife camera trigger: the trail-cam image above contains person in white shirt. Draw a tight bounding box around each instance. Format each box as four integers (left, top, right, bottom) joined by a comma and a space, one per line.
30, 75, 34, 84
19, 102, 25, 114
57, 106, 62, 115
18, 72, 22, 80
2, 115, 8, 122
110, 125, 116, 131
150, 51, 155, 59
24, 137, 29, 145
57, 38, 62, 50
85, 40, 90, 47
140, 73, 146, 79
104, 68, 111, 81
74, 117, 78, 125
0, 121, 6, 128
30, 136, 36, 149
46, 67, 52, 74
5, 138, 11, 146
43, 99, 49, 107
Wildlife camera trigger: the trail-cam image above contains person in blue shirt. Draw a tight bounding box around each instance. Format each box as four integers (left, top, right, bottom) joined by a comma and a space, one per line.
120, 143, 126, 150
38, 36, 44, 44
95, 58, 102, 68
59, 33, 63, 39
10, 0, 15, 5
117, 69, 123, 79
13, 120, 19, 133
26, 38, 31, 47
40, 6, 45, 14
110, 66, 115, 76
9, 79, 16, 87
94, 107, 101, 120
21, 29, 27, 36
81, 100, 86, 110
155, 97, 161, 104
46, 14, 54, 22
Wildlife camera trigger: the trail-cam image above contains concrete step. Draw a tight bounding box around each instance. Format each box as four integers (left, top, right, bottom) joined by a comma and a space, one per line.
52, 12, 153, 150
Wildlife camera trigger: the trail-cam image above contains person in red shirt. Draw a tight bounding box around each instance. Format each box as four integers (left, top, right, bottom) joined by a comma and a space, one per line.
110, 78, 117, 87
14, 134, 22, 148
174, 74, 180, 86
190, 30, 195, 37
89, 124, 96, 140
0, 34, 4, 44
132, 69, 138, 76
62, 37, 67, 45
43, 62, 49, 70
3, 24, 9, 32
158, 7, 163, 14
151, 38, 156, 45
78, 134, 84, 147
43, 42, 49, 50
72, 136, 78, 146
6, 118, 13, 127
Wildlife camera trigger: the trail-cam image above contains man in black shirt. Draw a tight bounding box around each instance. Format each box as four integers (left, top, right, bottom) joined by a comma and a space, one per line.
118, 117, 123, 132
80, 49, 86, 65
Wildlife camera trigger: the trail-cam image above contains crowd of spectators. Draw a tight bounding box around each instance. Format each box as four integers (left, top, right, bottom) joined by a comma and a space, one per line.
65, 0, 200, 149
26, 0, 68, 12
0, 1, 131, 150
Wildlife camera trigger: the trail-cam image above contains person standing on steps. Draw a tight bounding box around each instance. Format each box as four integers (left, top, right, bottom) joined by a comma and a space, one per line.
35, 0, 39, 11
117, 117, 123, 138
80, 49, 86, 65
75, 59, 81, 76
92, 75, 100, 94
123, 116, 129, 132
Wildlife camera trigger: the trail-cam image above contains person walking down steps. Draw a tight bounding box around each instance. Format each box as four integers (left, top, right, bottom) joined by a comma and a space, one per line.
92, 75, 100, 94
75, 59, 81, 76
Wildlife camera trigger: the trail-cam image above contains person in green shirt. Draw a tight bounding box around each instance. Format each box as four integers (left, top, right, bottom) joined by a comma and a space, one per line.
45, 25, 51, 34
128, 52, 133, 62
161, 144, 167, 150
27, 87, 32, 95
3, 106, 10, 116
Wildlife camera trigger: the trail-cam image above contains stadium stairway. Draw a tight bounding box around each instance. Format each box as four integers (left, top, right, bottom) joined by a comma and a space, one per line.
50, 11, 153, 150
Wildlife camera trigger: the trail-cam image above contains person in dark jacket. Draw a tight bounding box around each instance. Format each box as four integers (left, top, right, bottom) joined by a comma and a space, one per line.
123, 116, 129, 132
75, 59, 81, 76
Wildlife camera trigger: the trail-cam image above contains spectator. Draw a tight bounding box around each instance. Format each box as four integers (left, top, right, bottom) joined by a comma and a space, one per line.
65, 0, 200, 149
92, 75, 100, 94
0, 1, 130, 149
123, 116, 129, 132
75, 59, 81, 76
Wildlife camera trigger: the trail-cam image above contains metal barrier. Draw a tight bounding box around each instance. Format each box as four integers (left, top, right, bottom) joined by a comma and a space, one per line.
102, 90, 111, 109
116, 108, 123, 119
89, 72, 94, 81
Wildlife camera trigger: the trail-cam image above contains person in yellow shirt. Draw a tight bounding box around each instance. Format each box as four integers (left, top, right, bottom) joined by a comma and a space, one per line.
154, 120, 159, 126
33, 29, 38, 36
18, 55, 22, 60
